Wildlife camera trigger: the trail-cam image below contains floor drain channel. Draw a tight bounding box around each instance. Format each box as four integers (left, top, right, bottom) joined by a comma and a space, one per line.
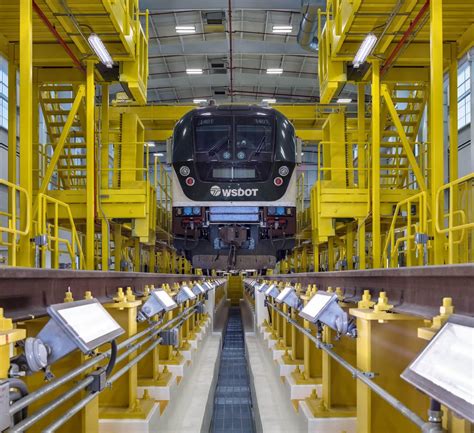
210, 307, 256, 433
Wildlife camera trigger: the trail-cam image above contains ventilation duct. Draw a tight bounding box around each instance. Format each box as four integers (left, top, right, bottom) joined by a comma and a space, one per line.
297, 0, 325, 53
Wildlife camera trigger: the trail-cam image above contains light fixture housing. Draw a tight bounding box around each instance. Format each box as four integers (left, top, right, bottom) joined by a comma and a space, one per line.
193, 98, 207, 104
275, 286, 302, 310
262, 98, 277, 104
337, 98, 352, 103
176, 25, 196, 34
266, 68, 283, 74
192, 283, 206, 296
401, 315, 474, 423
23, 299, 124, 371
88, 33, 114, 68
176, 285, 197, 303
353, 33, 377, 68
272, 25, 293, 33
138, 290, 178, 321
299, 291, 355, 336
264, 284, 280, 298
186, 68, 203, 75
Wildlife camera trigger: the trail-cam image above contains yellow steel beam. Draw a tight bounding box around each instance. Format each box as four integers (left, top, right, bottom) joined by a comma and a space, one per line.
38, 85, 86, 195
430, 0, 445, 265
449, 43, 458, 183
86, 61, 96, 270
371, 60, 381, 269
101, 83, 110, 189
357, 84, 366, 189
18, 0, 33, 267
381, 84, 427, 193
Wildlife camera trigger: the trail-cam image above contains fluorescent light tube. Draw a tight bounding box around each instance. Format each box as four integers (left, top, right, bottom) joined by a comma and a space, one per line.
272, 25, 292, 33
337, 98, 352, 103
88, 33, 114, 68
176, 25, 196, 34
266, 68, 283, 74
262, 98, 276, 104
353, 33, 377, 68
186, 68, 203, 75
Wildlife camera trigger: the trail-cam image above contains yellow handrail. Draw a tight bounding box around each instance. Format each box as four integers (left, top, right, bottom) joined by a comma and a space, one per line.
436, 173, 474, 264
37, 193, 85, 269
0, 179, 31, 266
383, 191, 427, 268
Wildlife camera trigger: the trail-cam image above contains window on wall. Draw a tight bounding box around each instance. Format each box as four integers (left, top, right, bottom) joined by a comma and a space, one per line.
458, 61, 471, 130
0, 56, 8, 129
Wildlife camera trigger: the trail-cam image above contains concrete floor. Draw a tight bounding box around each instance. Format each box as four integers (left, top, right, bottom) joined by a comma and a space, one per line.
156, 333, 222, 433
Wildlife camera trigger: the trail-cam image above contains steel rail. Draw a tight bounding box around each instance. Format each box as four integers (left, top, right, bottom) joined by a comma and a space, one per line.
266, 264, 474, 317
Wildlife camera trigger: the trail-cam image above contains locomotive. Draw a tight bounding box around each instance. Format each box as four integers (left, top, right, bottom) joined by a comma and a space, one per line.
171, 104, 297, 271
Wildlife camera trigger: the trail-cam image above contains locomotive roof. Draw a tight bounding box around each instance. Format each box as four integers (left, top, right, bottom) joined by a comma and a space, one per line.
189, 104, 278, 117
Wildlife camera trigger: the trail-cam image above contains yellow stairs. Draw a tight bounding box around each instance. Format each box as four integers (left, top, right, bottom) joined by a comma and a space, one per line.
380, 83, 427, 189
39, 84, 87, 190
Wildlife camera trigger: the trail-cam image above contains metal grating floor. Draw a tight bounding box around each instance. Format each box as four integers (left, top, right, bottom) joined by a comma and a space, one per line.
210, 307, 256, 433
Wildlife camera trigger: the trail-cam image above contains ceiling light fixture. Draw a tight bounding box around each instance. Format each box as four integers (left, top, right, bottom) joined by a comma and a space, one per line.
353, 33, 377, 68
272, 25, 293, 33
262, 98, 277, 104
266, 68, 283, 74
175, 25, 196, 34
88, 33, 114, 68
337, 98, 352, 103
193, 98, 207, 103
186, 68, 203, 75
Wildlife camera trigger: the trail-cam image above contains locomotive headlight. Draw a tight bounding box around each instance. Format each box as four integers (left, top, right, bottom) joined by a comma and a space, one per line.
279, 165, 289, 177
223, 151, 231, 160
180, 166, 190, 176
192, 207, 201, 215
274, 177, 284, 187
185, 177, 195, 186
237, 151, 246, 160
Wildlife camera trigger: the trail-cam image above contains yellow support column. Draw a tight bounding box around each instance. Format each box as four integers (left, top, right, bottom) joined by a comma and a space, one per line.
358, 218, 366, 270
7, 44, 17, 265
371, 60, 381, 268
358, 83, 366, 189
101, 83, 110, 189
101, 220, 109, 271
86, 60, 96, 270
430, 0, 445, 265
18, 0, 33, 267
114, 224, 122, 271
101, 288, 155, 421
347, 224, 354, 270
351, 293, 428, 433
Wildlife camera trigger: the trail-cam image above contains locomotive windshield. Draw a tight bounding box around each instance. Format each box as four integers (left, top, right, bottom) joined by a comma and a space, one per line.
194, 115, 274, 182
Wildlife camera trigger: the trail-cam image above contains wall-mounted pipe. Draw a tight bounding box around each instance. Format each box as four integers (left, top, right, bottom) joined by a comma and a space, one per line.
297, 0, 325, 53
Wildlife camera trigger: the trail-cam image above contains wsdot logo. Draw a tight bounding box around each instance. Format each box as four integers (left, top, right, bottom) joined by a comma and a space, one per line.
210, 185, 221, 196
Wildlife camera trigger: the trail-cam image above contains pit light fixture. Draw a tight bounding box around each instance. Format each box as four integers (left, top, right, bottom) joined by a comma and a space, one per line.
275, 285, 302, 310
299, 291, 356, 337
23, 299, 124, 372
137, 289, 178, 322
353, 33, 377, 68
264, 284, 280, 298
176, 284, 197, 304
401, 315, 474, 423
88, 33, 114, 68
192, 283, 206, 296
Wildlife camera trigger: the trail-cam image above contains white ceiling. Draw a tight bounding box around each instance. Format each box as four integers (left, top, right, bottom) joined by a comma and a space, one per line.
140, 1, 323, 104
